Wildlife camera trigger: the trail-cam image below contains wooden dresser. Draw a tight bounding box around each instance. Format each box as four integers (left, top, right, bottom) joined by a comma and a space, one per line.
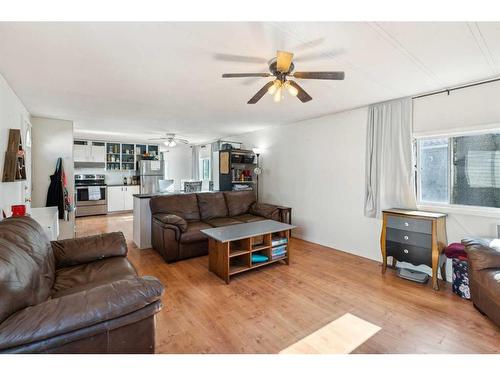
380, 209, 447, 290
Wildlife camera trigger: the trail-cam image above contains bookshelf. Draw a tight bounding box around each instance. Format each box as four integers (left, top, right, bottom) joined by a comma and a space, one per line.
219, 149, 257, 191
208, 228, 291, 284
2, 129, 26, 182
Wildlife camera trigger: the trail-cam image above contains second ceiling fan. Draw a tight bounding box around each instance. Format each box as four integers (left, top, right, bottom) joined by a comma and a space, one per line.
222, 50, 345, 104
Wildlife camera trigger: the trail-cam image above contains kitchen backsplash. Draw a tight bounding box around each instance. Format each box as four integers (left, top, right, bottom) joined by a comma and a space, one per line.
74, 168, 137, 185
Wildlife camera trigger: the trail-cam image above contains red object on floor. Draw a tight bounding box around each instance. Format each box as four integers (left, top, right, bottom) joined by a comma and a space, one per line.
445, 242, 467, 259
11, 205, 26, 217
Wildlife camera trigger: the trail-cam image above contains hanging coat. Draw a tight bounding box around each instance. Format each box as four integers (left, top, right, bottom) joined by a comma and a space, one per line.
46, 158, 64, 219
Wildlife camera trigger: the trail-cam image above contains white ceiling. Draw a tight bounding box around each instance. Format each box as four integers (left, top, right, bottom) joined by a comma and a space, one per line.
0, 22, 499, 144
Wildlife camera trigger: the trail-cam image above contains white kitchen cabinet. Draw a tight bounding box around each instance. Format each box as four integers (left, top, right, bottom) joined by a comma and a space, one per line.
90, 142, 106, 162
74, 140, 106, 163
107, 186, 126, 212
74, 141, 89, 162
124, 185, 140, 210
107, 185, 140, 212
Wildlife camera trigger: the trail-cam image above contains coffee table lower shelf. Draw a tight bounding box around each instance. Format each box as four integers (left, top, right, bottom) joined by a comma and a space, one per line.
207, 229, 291, 284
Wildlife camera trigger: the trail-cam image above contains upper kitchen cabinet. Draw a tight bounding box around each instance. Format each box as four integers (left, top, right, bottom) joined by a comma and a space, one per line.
90, 142, 106, 163
74, 140, 106, 168
74, 140, 88, 162
74, 140, 160, 171
121, 143, 135, 171
147, 145, 159, 159
106, 142, 121, 171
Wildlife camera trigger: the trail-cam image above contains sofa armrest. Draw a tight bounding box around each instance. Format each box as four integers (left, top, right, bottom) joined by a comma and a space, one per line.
250, 202, 280, 221
0, 276, 164, 351
153, 213, 187, 232
463, 237, 500, 271
52, 232, 127, 268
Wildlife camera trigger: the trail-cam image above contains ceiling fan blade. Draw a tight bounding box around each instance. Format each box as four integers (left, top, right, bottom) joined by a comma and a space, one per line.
214, 53, 268, 64
222, 73, 271, 78
176, 139, 189, 144
288, 80, 313, 103
247, 81, 275, 104
148, 137, 167, 140
276, 50, 294, 72
293, 71, 345, 80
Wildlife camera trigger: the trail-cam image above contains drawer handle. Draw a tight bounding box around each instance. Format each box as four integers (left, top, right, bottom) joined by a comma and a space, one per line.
403, 249, 409, 254
404, 222, 409, 227
404, 235, 409, 241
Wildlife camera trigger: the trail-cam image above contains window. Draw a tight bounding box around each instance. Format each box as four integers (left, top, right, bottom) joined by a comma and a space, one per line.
417, 132, 500, 209
200, 157, 211, 181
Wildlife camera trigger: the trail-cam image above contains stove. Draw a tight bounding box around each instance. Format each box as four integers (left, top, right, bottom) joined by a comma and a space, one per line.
75, 174, 107, 217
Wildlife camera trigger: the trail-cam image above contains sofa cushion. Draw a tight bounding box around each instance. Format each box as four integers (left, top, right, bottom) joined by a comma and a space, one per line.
0, 216, 55, 322
180, 221, 213, 244
52, 232, 127, 268
197, 192, 228, 220
203, 217, 244, 228
231, 213, 266, 223
150, 193, 200, 222
0, 276, 164, 351
224, 191, 256, 217
51, 257, 138, 298
153, 213, 188, 232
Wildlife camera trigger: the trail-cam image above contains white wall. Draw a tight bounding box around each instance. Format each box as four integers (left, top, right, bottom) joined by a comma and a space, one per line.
232, 80, 500, 281
0, 73, 31, 216
162, 144, 192, 191
31, 116, 75, 239
233, 108, 382, 261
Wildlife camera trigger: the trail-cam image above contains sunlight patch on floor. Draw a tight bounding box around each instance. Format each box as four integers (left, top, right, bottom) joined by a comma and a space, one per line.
280, 313, 381, 354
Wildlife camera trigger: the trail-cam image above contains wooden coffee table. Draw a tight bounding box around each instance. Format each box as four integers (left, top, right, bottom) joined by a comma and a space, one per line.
201, 220, 296, 284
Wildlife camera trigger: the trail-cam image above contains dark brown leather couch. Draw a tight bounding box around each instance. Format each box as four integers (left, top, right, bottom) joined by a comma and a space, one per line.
463, 237, 500, 327
0, 216, 164, 353
150, 191, 284, 262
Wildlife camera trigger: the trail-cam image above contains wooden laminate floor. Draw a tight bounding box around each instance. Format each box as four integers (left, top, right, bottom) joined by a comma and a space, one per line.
75, 213, 500, 354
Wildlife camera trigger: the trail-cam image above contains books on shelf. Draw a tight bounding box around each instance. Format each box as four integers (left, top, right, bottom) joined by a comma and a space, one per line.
251, 253, 269, 263
272, 237, 288, 247
233, 184, 252, 191
272, 245, 287, 259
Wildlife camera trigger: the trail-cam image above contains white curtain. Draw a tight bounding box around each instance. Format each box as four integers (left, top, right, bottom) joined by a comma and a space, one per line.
364, 98, 417, 218
191, 145, 200, 180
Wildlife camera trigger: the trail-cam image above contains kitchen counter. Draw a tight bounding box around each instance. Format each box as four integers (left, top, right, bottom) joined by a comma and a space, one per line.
107, 184, 140, 187
133, 190, 216, 199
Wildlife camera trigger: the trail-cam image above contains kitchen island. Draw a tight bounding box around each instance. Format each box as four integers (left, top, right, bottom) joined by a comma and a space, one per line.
132, 190, 215, 249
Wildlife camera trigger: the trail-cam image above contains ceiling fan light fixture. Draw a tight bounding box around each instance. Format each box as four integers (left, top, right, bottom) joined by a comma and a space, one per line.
273, 86, 282, 102
164, 139, 177, 147
284, 81, 299, 97
267, 80, 281, 95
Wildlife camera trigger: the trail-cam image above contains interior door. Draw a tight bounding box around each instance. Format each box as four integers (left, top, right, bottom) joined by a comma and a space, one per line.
21, 117, 32, 210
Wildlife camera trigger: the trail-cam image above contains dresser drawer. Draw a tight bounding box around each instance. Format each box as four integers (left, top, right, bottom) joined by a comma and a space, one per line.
386, 228, 432, 248
386, 241, 432, 267
386, 215, 432, 234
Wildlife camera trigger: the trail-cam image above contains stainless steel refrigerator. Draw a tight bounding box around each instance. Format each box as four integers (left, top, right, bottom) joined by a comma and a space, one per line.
139, 160, 165, 194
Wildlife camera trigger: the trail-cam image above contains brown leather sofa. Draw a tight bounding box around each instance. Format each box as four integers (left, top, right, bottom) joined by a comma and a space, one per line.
463, 237, 500, 327
150, 191, 284, 262
0, 216, 164, 353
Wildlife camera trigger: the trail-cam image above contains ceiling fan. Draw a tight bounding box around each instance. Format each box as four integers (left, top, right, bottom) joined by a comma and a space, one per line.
222, 50, 345, 104
148, 133, 189, 147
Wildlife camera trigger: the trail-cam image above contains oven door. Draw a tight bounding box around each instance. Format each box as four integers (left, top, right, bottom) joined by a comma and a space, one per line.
76, 186, 107, 206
